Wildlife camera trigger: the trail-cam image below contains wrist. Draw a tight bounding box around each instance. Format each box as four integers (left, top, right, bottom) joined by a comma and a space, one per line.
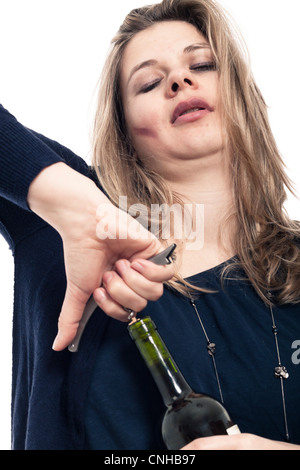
27, 162, 109, 238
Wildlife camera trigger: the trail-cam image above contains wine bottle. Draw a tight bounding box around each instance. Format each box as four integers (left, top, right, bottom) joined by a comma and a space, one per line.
128, 316, 240, 450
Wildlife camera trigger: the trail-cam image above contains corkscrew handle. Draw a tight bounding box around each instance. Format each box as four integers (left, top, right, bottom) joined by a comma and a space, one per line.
68, 244, 176, 352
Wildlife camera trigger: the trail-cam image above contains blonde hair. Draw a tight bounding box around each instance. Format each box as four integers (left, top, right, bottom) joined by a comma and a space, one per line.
92, 0, 300, 305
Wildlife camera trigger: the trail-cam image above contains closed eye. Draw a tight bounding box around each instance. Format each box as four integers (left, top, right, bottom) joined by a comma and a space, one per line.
190, 62, 216, 72
139, 79, 162, 94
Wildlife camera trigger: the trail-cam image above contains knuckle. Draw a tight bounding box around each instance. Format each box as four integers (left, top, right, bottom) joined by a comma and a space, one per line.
135, 298, 148, 312
149, 283, 164, 301
163, 264, 175, 281
57, 317, 79, 332
102, 303, 128, 321
104, 276, 120, 298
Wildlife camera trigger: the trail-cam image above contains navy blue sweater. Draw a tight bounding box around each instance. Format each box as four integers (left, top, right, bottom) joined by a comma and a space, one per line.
1, 104, 300, 450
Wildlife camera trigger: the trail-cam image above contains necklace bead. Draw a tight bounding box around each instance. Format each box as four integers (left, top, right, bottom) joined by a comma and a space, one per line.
274, 366, 289, 380
207, 342, 216, 356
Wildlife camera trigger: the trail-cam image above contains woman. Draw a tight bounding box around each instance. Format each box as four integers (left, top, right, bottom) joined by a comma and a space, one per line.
0, 0, 299, 450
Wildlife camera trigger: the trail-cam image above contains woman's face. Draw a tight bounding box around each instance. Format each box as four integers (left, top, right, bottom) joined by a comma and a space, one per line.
120, 21, 225, 176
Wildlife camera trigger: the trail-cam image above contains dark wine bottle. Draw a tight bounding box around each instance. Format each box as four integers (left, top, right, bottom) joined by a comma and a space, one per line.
128, 316, 240, 450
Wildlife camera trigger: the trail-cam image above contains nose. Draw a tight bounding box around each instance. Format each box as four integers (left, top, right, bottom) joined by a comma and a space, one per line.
167, 70, 196, 97
171, 78, 192, 92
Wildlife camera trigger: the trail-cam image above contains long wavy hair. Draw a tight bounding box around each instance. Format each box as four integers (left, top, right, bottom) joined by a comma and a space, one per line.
92, 0, 300, 305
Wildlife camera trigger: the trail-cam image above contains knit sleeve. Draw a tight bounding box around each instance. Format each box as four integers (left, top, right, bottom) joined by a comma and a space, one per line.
0, 104, 65, 211
0, 104, 95, 251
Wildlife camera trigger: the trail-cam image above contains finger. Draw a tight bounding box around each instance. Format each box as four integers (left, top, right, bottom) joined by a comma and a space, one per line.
93, 287, 131, 322
52, 284, 91, 351
102, 270, 148, 313
130, 258, 175, 282
181, 434, 258, 451
115, 260, 164, 301
120, 237, 163, 263
181, 436, 233, 450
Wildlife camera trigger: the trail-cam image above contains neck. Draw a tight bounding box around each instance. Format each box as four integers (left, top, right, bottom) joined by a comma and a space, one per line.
164, 152, 237, 276
168, 150, 231, 197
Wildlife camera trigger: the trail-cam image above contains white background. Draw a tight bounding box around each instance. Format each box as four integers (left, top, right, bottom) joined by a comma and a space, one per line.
0, 0, 299, 450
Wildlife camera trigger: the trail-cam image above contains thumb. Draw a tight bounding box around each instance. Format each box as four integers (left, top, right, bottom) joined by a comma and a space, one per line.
52, 285, 91, 351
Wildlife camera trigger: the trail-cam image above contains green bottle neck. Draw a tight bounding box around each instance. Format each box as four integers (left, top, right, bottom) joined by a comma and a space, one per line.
128, 317, 192, 407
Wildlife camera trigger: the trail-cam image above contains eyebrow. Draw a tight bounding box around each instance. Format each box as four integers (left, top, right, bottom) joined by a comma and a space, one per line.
127, 59, 158, 85
127, 42, 210, 85
183, 42, 210, 54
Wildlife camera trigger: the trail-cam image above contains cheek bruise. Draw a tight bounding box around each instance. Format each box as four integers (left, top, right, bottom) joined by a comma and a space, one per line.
133, 127, 157, 138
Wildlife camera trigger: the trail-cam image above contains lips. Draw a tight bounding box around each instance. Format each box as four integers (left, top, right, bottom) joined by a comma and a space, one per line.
171, 98, 214, 124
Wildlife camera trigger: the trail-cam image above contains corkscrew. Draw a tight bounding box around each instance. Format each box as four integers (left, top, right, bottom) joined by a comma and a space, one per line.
68, 243, 176, 352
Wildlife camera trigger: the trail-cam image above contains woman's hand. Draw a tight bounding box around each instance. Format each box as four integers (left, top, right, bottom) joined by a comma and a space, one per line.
181, 434, 300, 450
27, 162, 174, 351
